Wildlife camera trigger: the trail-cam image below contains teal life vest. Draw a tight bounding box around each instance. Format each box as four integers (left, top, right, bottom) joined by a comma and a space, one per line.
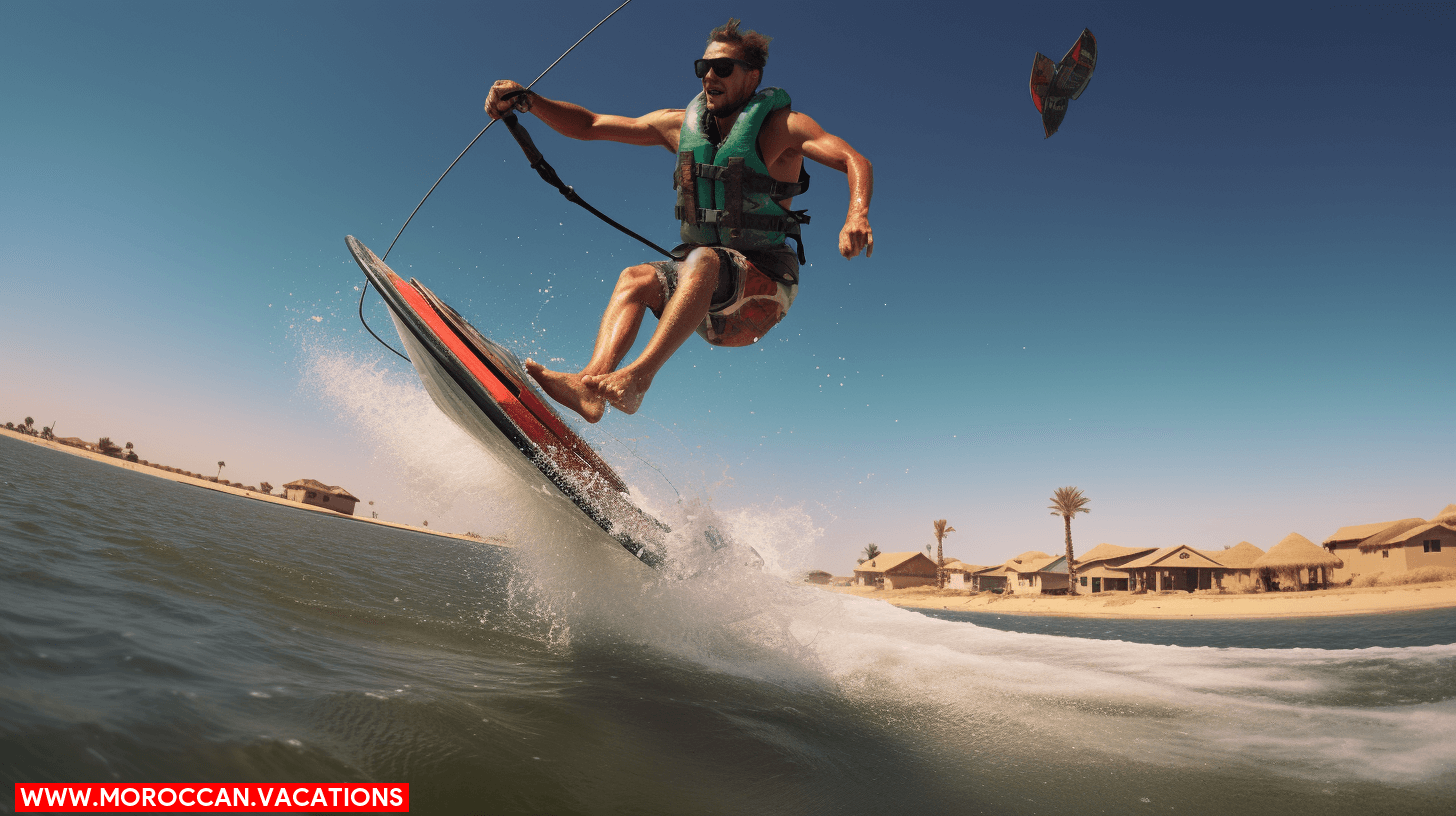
674, 87, 810, 262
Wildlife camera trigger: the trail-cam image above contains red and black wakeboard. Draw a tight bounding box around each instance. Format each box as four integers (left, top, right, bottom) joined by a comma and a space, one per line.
1030, 28, 1097, 138
346, 235, 666, 568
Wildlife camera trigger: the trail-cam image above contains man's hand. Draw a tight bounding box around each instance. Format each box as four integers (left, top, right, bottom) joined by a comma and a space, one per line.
839, 213, 873, 259
484, 80, 530, 120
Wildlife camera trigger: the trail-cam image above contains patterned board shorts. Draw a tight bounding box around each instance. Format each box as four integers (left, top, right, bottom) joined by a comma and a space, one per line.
648, 244, 799, 347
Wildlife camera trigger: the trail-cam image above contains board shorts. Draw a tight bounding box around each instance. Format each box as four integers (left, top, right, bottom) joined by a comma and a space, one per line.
648, 243, 799, 348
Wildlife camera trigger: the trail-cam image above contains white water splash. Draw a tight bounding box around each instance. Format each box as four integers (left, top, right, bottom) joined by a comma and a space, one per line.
300, 344, 1456, 791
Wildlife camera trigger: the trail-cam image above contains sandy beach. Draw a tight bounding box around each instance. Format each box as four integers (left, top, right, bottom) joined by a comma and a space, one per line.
0, 427, 507, 547
820, 580, 1456, 619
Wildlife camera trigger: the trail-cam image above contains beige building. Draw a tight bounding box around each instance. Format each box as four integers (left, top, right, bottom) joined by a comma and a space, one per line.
1073, 543, 1156, 593
1067, 541, 1267, 593
968, 564, 1009, 592
942, 559, 987, 589
1322, 505, 1456, 582
283, 479, 360, 516
1117, 544, 1240, 592
1003, 551, 1069, 595
853, 552, 939, 589
1202, 541, 1266, 590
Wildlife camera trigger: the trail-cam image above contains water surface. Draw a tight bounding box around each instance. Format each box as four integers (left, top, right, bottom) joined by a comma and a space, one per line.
4, 433, 1454, 815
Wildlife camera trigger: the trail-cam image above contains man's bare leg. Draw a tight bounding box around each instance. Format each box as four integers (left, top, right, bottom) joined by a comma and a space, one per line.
526, 263, 666, 423
583, 248, 719, 414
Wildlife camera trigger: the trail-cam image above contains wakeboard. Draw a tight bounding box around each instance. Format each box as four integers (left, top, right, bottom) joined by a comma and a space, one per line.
1030, 28, 1097, 138
346, 235, 667, 568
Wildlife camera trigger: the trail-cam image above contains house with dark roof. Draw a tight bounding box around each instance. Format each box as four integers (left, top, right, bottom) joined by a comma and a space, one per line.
283, 479, 360, 516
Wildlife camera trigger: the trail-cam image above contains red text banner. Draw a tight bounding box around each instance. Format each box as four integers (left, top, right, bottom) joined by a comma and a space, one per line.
14, 783, 408, 812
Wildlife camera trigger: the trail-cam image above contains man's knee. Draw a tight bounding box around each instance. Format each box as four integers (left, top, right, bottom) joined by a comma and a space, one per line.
677, 248, 720, 288
614, 263, 658, 294
613, 263, 663, 307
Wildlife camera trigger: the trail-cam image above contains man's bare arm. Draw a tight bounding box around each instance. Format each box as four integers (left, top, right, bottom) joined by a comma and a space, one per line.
789, 112, 874, 259
485, 80, 679, 150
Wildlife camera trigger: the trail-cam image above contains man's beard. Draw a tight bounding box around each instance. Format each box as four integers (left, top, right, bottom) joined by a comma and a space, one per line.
707, 91, 751, 119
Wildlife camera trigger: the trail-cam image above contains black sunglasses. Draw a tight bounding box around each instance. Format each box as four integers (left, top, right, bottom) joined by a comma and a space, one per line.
694, 57, 756, 79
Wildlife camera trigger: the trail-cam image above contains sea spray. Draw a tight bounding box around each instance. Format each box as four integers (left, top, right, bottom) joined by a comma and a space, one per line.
287, 345, 1456, 804
4, 435, 1456, 813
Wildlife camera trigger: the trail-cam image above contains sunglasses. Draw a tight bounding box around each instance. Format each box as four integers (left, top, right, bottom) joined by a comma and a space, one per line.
694, 57, 756, 79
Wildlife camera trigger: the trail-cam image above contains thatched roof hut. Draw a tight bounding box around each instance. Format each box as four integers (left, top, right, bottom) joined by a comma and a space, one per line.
1210, 541, 1265, 569
1253, 533, 1343, 571
1355, 518, 1429, 553
1382, 522, 1456, 548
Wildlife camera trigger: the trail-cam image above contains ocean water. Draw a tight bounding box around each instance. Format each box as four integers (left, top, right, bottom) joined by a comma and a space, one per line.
4, 424, 1456, 814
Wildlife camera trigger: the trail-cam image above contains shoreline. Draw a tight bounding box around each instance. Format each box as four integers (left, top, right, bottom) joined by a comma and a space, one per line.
0, 427, 508, 548
819, 581, 1456, 620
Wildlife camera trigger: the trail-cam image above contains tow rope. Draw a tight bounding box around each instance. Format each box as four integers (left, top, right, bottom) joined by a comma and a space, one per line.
358, 0, 637, 361
499, 97, 679, 261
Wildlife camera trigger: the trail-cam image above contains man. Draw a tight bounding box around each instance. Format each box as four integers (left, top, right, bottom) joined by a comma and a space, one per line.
485, 18, 873, 423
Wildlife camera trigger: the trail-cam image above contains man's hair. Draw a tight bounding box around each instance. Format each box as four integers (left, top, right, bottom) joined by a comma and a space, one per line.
708, 18, 771, 70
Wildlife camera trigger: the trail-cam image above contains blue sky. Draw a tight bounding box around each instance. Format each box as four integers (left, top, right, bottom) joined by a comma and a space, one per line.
3, 1, 1452, 571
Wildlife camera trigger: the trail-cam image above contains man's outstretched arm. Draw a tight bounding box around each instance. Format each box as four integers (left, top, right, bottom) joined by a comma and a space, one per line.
485, 80, 679, 149
790, 113, 874, 259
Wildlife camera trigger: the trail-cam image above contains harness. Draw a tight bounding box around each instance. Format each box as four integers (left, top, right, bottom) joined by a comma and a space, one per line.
674, 87, 811, 263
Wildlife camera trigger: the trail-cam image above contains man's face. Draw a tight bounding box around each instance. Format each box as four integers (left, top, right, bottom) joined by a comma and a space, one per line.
700, 41, 760, 116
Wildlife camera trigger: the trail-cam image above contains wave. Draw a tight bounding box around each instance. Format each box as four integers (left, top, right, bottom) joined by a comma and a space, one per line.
303, 347, 1456, 792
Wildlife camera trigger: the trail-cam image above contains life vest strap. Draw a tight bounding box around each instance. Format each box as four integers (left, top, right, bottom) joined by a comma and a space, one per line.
675, 151, 699, 226
683, 163, 810, 200
673, 207, 809, 233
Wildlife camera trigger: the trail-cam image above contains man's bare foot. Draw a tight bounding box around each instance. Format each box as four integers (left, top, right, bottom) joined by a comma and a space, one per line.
582, 366, 653, 415
525, 359, 605, 423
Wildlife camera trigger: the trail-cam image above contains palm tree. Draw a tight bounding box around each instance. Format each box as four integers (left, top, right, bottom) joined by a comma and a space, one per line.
858, 542, 882, 564
40, 426, 52, 439
1048, 487, 1091, 595
259, 481, 273, 495
23, 417, 34, 434
216, 461, 226, 480
933, 519, 956, 588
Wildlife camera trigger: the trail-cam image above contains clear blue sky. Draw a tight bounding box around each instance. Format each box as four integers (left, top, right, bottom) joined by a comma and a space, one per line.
3, 1, 1452, 572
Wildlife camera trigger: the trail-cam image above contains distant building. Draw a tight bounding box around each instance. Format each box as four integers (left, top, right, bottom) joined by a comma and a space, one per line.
1073, 543, 1157, 593
967, 564, 1009, 592
1322, 505, 1456, 582
1252, 533, 1343, 590
283, 479, 360, 516
853, 552, 939, 589
941, 559, 988, 590
1119, 544, 1243, 592
55, 436, 97, 452
1005, 551, 1069, 595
